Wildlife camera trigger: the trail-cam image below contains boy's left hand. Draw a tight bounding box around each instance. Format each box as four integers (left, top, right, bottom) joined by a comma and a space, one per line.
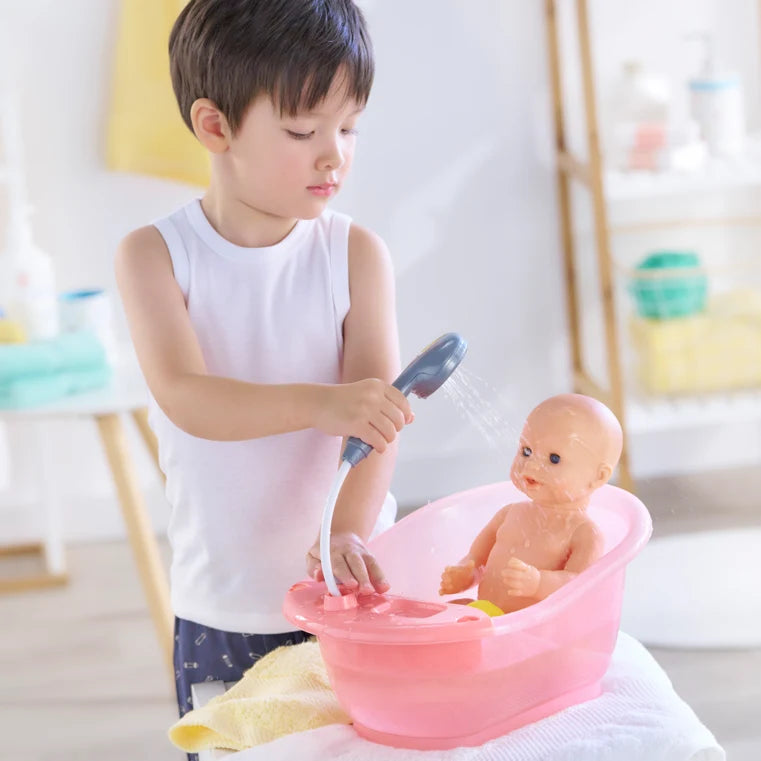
306, 532, 390, 595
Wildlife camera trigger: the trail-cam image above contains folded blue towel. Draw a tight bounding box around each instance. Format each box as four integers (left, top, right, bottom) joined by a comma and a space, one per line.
0, 365, 112, 409
0, 331, 107, 384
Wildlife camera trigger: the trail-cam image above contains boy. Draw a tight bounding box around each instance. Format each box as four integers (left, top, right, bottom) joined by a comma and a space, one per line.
115, 0, 412, 733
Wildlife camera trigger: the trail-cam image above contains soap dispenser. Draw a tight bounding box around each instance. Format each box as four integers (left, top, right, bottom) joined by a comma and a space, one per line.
688, 33, 745, 158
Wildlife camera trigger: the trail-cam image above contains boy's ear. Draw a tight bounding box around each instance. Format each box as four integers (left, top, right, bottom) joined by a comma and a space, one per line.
190, 98, 231, 153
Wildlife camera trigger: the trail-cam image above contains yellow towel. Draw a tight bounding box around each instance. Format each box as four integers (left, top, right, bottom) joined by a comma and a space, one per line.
631, 289, 761, 394
106, 0, 210, 187
168, 640, 351, 753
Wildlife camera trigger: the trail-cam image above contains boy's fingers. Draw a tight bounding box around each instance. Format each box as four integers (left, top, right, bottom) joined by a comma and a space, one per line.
363, 424, 387, 453
307, 558, 324, 581
382, 401, 406, 432
331, 554, 358, 589
385, 386, 413, 422
306, 550, 321, 579
372, 414, 397, 444
345, 550, 372, 592
307, 541, 386, 593
363, 553, 389, 593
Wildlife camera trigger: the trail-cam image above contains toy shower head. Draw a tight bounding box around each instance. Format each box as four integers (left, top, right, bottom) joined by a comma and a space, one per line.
342, 332, 468, 467
391, 332, 468, 398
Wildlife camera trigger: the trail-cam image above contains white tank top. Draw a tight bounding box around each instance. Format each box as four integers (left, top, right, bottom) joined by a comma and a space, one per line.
149, 199, 373, 633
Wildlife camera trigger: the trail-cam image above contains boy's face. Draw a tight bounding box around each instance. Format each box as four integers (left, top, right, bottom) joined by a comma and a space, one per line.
225, 74, 363, 220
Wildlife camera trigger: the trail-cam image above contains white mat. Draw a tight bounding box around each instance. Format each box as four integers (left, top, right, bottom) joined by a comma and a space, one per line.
621, 528, 761, 648
230, 632, 724, 761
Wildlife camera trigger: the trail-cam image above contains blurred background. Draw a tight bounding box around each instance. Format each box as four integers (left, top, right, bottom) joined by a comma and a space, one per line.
0, 0, 759, 759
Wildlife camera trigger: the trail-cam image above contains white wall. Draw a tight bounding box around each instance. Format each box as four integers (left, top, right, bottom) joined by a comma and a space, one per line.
0, 0, 758, 543
348, 1, 569, 499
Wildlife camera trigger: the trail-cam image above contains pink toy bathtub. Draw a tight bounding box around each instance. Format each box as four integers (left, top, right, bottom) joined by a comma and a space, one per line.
283, 480, 652, 750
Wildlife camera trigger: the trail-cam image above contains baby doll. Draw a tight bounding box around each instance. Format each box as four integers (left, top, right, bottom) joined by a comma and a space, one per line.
439, 393, 623, 616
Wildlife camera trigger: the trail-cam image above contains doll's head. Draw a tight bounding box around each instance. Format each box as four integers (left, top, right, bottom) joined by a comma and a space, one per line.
510, 394, 623, 509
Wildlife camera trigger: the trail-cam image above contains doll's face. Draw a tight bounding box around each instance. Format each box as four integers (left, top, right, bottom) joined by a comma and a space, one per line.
509, 407, 609, 507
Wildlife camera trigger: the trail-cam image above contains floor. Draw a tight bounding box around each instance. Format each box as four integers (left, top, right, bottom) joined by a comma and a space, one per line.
1, 466, 759, 760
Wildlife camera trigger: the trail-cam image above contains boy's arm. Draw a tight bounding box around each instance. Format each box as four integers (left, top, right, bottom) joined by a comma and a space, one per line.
502, 520, 604, 600
306, 225, 406, 593
115, 226, 410, 444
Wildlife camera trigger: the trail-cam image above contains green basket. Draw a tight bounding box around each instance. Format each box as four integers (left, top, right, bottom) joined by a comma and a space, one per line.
629, 251, 707, 320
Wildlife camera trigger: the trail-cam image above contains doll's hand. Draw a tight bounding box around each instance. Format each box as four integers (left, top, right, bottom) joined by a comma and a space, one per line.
502, 557, 541, 597
306, 532, 390, 595
439, 559, 477, 595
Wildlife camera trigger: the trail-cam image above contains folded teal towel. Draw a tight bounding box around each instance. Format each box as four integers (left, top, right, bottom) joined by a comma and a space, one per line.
0, 331, 107, 384
0, 365, 112, 409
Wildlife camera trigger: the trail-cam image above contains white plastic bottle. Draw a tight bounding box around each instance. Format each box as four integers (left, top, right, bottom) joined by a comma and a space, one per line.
4, 207, 60, 340
688, 35, 745, 158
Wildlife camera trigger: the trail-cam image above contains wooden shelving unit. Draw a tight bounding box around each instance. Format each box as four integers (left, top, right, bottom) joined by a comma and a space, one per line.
545, 0, 761, 492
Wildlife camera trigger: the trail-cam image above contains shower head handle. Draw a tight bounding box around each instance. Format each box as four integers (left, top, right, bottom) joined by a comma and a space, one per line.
342, 332, 467, 467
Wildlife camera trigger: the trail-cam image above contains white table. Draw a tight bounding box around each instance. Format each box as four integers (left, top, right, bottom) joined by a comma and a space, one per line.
0, 354, 174, 679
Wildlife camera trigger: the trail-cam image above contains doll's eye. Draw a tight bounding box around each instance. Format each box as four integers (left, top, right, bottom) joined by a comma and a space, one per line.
522, 446, 532, 457
549, 453, 561, 464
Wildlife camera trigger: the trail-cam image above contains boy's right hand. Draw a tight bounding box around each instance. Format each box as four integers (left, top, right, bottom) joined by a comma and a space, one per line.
314, 379, 414, 453
439, 559, 478, 595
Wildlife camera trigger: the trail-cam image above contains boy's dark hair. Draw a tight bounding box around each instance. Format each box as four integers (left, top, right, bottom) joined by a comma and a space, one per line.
169, 0, 374, 134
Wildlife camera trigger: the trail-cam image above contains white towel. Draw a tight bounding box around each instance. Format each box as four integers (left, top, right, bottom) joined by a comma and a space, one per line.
230, 632, 724, 761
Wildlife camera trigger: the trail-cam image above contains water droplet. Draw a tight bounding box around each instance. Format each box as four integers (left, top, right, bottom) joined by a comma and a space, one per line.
441, 367, 523, 452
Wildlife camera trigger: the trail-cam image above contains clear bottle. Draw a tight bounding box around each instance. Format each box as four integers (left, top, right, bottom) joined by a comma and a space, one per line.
603, 61, 671, 171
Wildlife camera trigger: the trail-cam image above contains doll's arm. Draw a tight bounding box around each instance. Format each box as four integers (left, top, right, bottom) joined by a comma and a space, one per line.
464, 504, 510, 568
439, 505, 510, 595
502, 520, 604, 599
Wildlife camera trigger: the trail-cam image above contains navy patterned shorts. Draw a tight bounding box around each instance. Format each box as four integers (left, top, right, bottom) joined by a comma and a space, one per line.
173, 616, 311, 761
